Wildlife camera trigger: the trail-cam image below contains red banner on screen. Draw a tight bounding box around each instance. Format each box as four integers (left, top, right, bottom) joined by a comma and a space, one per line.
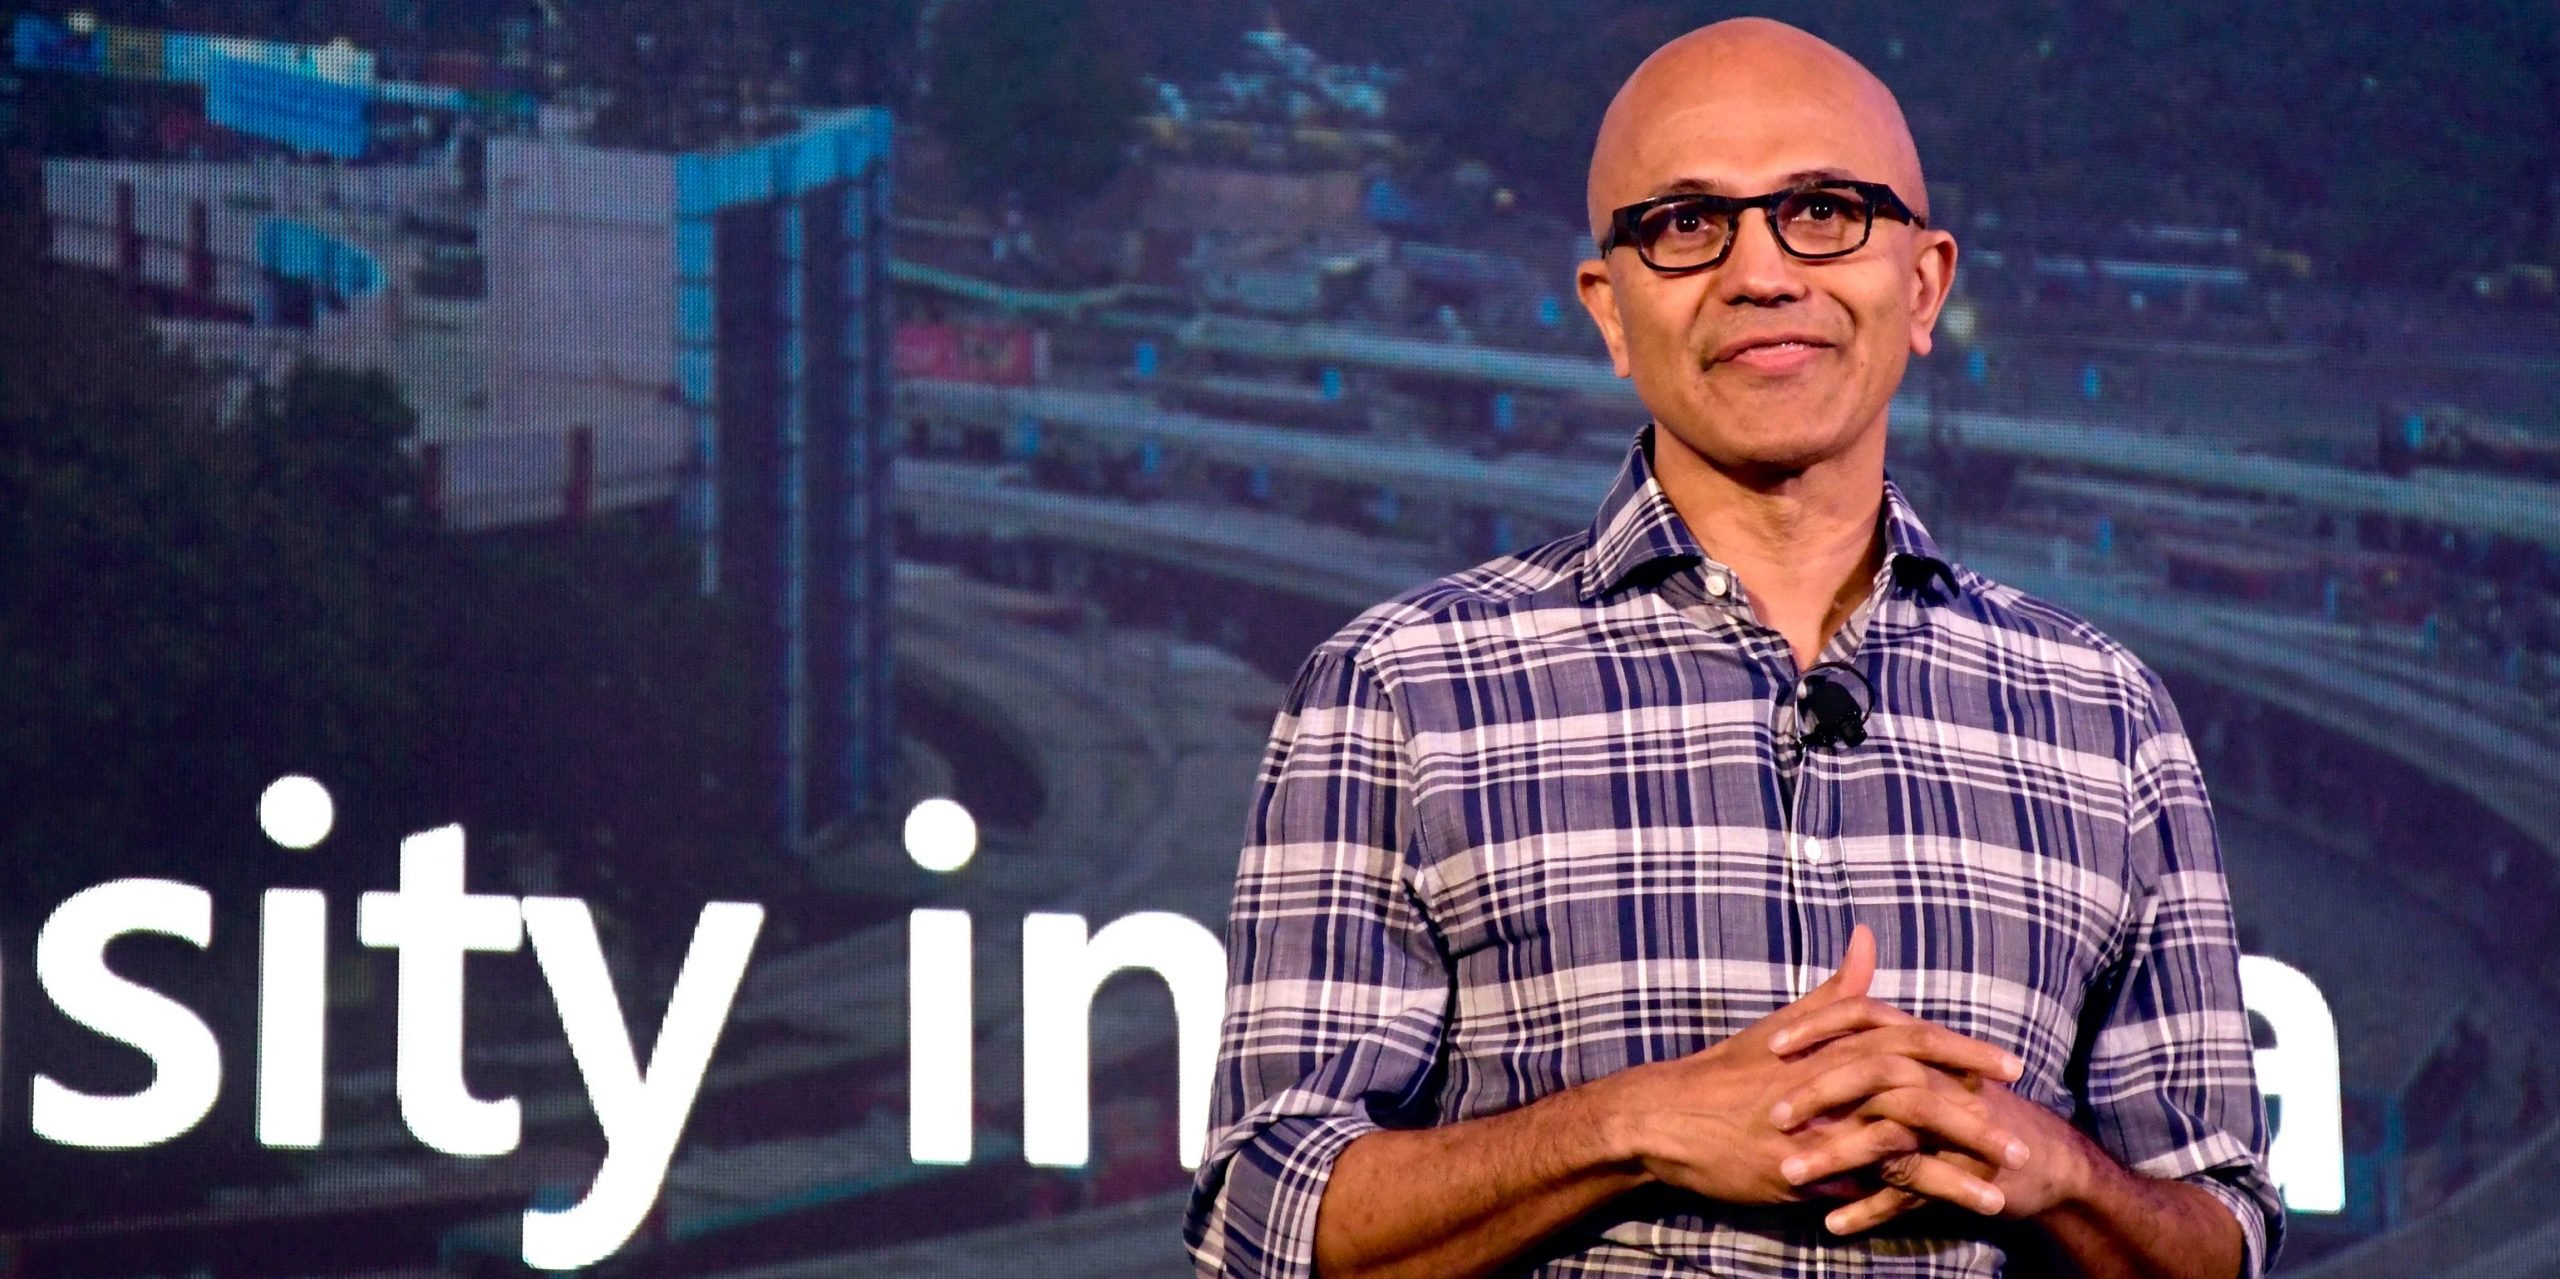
895, 322, 1050, 386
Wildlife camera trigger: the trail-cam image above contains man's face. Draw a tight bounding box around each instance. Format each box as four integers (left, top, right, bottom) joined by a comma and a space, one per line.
1577, 67, 1956, 477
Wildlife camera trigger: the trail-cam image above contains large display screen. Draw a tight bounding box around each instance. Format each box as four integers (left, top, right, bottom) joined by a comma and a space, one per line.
3, 2, 2556, 1274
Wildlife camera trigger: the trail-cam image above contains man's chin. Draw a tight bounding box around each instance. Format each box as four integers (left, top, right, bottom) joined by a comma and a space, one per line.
1656, 390, 1878, 472
1658, 421, 1853, 479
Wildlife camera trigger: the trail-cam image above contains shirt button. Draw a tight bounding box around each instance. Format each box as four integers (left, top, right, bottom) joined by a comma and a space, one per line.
1705, 572, 1730, 598
1800, 837, 1826, 864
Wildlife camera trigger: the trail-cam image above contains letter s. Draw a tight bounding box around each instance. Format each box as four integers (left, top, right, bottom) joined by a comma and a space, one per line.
32, 878, 223, 1150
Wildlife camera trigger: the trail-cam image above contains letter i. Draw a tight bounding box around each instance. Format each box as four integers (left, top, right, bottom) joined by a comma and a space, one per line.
908, 908, 972, 1164
258, 888, 328, 1148
903, 798, 980, 1165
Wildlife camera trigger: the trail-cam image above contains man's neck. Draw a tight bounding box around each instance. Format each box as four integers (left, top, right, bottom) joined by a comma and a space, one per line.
1647, 421, 1888, 674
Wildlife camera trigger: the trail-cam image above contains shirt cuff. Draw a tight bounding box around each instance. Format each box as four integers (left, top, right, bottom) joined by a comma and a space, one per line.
1188, 1112, 1384, 1279
2184, 1171, 2273, 1279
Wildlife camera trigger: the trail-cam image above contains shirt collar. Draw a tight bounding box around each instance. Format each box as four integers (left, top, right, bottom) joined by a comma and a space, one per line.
1574, 421, 1964, 606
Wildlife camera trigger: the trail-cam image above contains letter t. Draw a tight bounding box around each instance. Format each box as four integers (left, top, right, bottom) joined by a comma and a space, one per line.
358, 824, 525, 1156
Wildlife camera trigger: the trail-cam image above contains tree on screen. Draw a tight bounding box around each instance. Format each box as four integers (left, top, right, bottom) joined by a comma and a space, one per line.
923, 0, 1148, 199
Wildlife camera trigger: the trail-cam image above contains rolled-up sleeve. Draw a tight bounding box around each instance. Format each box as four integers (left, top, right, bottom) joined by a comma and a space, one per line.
1184, 639, 1453, 1279
2081, 666, 2286, 1276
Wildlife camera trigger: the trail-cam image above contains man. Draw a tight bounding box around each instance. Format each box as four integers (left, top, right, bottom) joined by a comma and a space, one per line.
1186, 17, 2279, 1279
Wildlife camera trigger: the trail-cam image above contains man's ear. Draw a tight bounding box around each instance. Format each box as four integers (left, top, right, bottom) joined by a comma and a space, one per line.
1575, 257, 1633, 378
1906, 230, 1959, 358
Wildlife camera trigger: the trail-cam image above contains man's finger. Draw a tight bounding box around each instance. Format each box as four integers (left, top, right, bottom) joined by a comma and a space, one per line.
1779, 1116, 1919, 1189
1821, 1185, 1930, 1236
1781, 1087, 2028, 1182
1872, 1151, 2006, 1219
1778, 1091, 2007, 1188
1869, 1089, 2029, 1174
1762, 993, 1908, 1051
1775, 1012, 2024, 1086
1770, 1055, 1933, 1130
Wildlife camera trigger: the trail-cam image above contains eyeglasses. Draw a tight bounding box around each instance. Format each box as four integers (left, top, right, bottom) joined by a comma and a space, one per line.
1597, 180, 1925, 274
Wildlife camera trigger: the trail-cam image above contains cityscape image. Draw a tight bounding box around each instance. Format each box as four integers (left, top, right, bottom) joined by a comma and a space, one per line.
1, 1, 2557, 1274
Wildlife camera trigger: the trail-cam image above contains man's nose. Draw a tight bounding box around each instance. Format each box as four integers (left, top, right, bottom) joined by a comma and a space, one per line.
1718, 208, 1807, 306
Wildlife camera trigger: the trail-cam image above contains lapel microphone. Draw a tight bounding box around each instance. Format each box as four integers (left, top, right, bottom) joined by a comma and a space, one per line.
1796, 661, 1874, 751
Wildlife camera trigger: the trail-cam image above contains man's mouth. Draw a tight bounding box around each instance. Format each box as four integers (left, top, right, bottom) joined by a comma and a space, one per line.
1710, 335, 1834, 374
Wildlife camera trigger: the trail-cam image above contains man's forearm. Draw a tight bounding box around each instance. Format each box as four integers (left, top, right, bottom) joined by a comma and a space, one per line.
1313, 1078, 1648, 1279
2020, 1129, 2246, 1279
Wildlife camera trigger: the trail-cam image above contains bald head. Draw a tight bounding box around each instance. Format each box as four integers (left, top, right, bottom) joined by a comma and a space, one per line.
1586, 18, 1926, 242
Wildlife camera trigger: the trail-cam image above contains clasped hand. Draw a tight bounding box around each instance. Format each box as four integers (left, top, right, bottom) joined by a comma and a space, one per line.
1604, 923, 2084, 1236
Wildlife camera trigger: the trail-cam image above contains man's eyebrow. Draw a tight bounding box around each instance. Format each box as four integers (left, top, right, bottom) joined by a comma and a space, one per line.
1646, 167, 1862, 197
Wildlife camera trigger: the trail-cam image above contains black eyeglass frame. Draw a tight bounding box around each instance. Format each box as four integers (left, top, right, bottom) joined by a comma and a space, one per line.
1596, 179, 1927, 274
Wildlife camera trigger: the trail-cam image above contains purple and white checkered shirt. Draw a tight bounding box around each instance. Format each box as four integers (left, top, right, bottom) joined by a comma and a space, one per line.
1185, 422, 2281, 1278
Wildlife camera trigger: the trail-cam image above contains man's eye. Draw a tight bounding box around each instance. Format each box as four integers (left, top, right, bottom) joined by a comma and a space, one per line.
1642, 205, 1712, 240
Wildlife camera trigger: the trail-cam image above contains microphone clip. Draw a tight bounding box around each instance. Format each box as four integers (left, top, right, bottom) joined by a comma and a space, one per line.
1792, 662, 1874, 754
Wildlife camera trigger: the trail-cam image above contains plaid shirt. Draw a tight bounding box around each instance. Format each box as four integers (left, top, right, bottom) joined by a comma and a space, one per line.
1186, 423, 2281, 1278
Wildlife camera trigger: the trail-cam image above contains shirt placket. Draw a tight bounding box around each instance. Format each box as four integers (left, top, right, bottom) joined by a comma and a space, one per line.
1697, 560, 1887, 1006
1767, 627, 1863, 1278
1790, 571, 1894, 1003
1792, 580, 1902, 1279
1659, 560, 1817, 1010
1784, 674, 1857, 1004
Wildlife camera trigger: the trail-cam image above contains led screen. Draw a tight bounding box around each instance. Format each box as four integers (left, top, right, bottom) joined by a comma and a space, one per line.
3, 3, 2557, 1275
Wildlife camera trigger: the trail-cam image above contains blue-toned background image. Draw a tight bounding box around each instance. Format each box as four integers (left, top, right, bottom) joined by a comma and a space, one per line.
0, 1, 2556, 1274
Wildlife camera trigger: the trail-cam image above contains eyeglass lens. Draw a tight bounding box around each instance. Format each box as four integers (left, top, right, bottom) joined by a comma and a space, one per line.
1633, 188, 1877, 269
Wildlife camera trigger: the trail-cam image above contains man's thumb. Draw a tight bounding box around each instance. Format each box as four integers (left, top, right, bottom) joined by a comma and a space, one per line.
1815, 923, 1877, 1001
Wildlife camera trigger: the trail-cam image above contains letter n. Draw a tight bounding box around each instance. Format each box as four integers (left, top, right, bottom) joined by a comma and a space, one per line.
1019, 911, 1223, 1170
